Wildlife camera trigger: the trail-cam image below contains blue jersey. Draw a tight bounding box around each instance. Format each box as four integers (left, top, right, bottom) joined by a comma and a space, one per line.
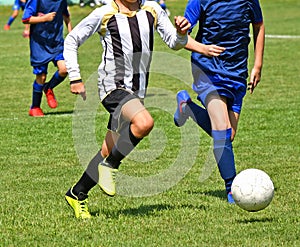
12, 0, 26, 11
185, 0, 263, 84
22, 0, 70, 66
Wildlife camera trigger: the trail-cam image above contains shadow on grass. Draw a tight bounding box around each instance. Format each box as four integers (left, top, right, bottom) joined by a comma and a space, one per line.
237, 217, 275, 224
91, 203, 206, 218
185, 189, 227, 201
44, 110, 74, 116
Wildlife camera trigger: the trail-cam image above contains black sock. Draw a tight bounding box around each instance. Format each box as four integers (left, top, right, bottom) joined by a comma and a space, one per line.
31, 81, 43, 108
32, 91, 43, 108
45, 71, 66, 90
72, 152, 103, 195
106, 125, 142, 169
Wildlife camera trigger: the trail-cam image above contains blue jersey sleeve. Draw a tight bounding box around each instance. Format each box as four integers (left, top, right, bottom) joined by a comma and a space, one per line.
62, 0, 70, 17
184, 0, 201, 32
251, 0, 263, 24
22, 0, 38, 22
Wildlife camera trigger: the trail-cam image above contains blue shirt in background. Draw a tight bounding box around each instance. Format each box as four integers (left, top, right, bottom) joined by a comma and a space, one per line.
22, 0, 70, 66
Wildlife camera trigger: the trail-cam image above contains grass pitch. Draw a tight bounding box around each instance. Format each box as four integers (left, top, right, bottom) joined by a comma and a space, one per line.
0, 0, 299, 246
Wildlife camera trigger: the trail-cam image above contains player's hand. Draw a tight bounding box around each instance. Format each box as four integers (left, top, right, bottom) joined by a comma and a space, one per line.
248, 67, 262, 94
44, 12, 56, 22
203, 44, 226, 57
174, 16, 191, 35
70, 82, 86, 100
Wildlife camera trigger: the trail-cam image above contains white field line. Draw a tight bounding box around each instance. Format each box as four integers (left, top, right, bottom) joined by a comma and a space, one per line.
0, 111, 107, 120
1, 34, 299, 121
266, 34, 300, 39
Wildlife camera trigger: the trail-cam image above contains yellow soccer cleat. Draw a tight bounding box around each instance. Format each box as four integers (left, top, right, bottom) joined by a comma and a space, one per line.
65, 187, 91, 219
98, 161, 118, 196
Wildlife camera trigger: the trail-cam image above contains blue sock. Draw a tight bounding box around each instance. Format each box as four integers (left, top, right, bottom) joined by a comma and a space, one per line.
212, 129, 236, 193
31, 81, 43, 108
184, 102, 212, 136
7, 16, 15, 26
44, 71, 66, 91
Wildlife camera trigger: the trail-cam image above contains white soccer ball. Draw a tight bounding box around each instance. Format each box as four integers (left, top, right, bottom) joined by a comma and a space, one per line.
231, 168, 274, 212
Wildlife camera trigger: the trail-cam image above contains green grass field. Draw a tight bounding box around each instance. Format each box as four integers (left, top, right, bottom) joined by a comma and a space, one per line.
0, 0, 299, 246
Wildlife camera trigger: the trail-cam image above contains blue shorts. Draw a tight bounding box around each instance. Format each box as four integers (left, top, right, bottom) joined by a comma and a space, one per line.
12, 0, 26, 11
191, 65, 246, 114
32, 53, 64, 75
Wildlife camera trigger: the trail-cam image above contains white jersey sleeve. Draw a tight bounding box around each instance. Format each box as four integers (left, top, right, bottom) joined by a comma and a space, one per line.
64, 7, 105, 82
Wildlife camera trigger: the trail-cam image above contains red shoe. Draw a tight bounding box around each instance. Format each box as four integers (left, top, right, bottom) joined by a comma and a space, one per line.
29, 107, 44, 117
4, 24, 10, 31
44, 88, 58, 108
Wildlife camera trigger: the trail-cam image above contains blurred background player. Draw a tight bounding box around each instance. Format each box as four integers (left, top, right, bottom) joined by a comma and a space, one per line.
79, 0, 111, 8
4, 0, 30, 38
22, 0, 72, 117
156, 0, 170, 16
174, 0, 265, 203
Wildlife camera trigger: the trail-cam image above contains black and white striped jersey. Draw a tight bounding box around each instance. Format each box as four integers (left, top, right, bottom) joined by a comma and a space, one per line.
64, 0, 188, 100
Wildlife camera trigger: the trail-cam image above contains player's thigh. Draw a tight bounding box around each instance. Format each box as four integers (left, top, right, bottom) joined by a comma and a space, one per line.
121, 99, 154, 138
206, 94, 231, 131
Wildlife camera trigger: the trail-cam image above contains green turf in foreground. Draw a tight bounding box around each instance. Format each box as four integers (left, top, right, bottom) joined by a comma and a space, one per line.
0, 1, 299, 246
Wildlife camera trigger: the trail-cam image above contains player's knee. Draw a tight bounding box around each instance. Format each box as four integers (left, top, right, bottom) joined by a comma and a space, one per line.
213, 122, 230, 131
36, 74, 47, 84
12, 12, 19, 18
132, 115, 154, 138
58, 67, 68, 77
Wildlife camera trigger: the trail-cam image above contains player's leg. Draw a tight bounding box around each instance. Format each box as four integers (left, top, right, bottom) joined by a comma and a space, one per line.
4, 8, 19, 30
46, 58, 67, 88
105, 98, 153, 168
43, 56, 67, 108
65, 152, 102, 219
105, 107, 153, 166
29, 66, 47, 117
206, 94, 236, 203
174, 90, 211, 135
65, 131, 119, 219
70, 130, 118, 195
229, 110, 239, 142
99, 91, 154, 196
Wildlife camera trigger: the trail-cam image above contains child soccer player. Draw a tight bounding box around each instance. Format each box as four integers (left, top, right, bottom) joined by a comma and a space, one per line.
156, 0, 170, 16
22, 0, 72, 117
174, 0, 265, 203
4, 0, 30, 38
63, 0, 192, 219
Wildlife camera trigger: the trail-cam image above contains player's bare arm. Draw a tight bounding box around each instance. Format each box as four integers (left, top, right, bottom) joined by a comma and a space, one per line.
174, 16, 191, 35
248, 22, 265, 94
185, 35, 226, 57
24, 12, 56, 24
63, 15, 72, 33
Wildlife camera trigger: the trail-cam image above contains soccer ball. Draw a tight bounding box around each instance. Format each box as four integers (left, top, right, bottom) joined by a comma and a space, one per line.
231, 168, 274, 212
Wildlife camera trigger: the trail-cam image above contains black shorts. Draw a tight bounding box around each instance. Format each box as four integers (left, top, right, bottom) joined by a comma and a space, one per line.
101, 89, 141, 132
